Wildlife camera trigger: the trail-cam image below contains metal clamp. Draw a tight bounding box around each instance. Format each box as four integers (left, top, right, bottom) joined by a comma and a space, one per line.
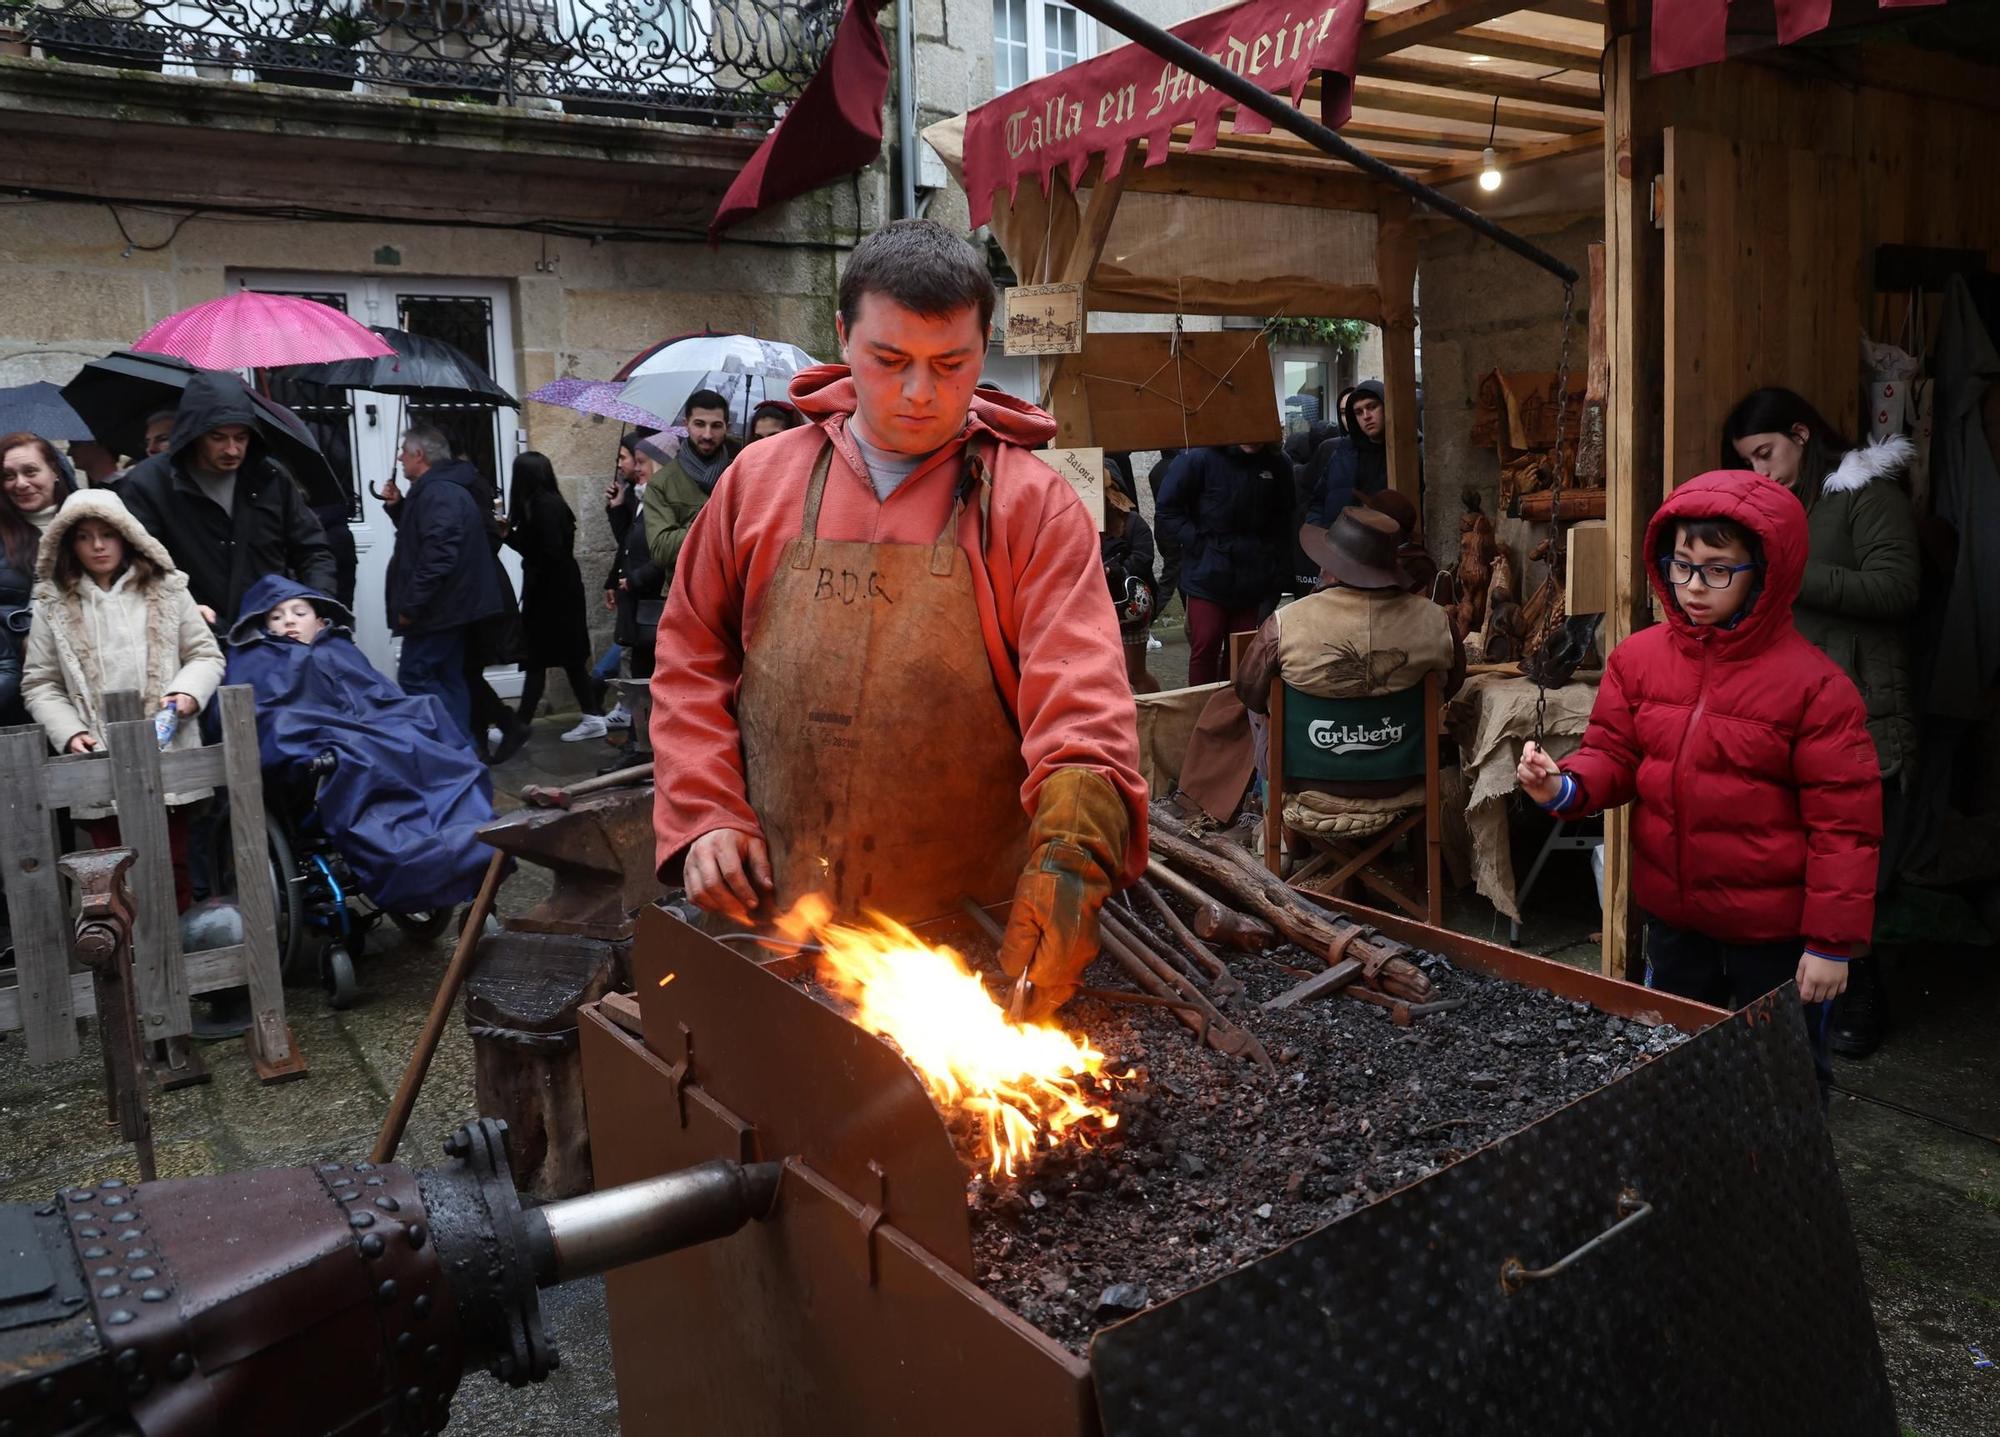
1500, 1188, 1652, 1295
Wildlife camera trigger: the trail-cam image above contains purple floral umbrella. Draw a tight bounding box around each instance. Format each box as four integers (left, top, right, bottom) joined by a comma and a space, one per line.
526, 378, 670, 430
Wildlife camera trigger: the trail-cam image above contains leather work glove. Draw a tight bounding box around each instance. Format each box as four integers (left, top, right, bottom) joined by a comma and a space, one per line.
997, 768, 1129, 1021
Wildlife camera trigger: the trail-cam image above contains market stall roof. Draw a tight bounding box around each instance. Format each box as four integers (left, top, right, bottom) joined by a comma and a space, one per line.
927, 0, 1605, 318
937, 2, 1603, 198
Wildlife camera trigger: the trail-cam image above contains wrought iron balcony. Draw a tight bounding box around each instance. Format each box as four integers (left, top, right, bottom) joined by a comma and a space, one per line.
1, 0, 839, 121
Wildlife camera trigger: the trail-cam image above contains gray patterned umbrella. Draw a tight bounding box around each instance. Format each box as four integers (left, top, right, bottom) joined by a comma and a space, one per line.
0, 381, 94, 442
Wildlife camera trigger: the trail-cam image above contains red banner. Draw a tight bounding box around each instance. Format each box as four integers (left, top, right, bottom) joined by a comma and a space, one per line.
960, 0, 1366, 227
1650, 0, 1947, 75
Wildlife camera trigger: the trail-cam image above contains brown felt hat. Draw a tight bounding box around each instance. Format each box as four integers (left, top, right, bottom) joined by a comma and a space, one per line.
1301, 506, 1407, 589
1361, 487, 1419, 538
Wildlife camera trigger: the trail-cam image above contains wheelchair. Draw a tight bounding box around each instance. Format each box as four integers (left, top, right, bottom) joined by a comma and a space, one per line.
209, 751, 452, 1008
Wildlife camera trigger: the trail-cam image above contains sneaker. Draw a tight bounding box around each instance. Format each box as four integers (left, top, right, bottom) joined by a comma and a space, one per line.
562, 714, 609, 742
605, 703, 632, 729
1146, 635, 1163, 651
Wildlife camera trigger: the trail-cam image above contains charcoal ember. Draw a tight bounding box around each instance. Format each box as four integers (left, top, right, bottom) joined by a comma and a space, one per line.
949, 918, 1691, 1355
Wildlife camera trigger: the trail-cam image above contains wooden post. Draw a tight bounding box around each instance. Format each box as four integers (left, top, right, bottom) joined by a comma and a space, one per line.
1043, 142, 1135, 449
1264, 681, 1285, 876
218, 685, 305, 1082
102, 689, 200, 1078
0, 726, 76, 1062
1375, 189, 1421, 499
1599, 30, 1661, 981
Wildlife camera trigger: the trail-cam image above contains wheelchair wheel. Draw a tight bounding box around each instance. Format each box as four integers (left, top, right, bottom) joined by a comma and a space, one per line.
209, 812, 309, 985
388, 910, 452, 943
324, 946, 358, 1010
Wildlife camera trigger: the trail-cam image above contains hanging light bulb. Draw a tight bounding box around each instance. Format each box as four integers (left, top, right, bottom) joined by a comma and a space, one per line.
1477, 97, 1503, 192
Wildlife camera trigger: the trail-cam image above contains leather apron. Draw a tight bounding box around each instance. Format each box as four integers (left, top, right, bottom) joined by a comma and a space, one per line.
737, 440, 1032, 923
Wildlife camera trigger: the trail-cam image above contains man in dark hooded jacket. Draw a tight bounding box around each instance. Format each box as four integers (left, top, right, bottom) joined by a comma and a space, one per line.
384, 424, 507, 746
1304, 380, 1392, 526
119, 371, 336, 625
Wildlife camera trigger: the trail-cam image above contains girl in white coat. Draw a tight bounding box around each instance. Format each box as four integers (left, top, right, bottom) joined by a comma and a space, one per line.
22, 490, 223, 911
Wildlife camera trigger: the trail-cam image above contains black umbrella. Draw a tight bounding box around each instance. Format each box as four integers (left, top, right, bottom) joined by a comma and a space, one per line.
60, 351, 343, 506
287, 326, 518, 407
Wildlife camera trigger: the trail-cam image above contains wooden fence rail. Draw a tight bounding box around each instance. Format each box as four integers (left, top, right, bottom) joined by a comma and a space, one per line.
0, 685, 305, 1084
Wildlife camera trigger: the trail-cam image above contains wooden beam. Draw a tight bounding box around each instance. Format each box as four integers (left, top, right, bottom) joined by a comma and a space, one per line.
1350, 79, 1601, 133
1363, 56, 1604, 111
1598, 31, 1656, 982
1530, 0, 1607, 22
1418, 127, 1603, 184
1358, 0, 1543, 62
1376, 190, 1420, 496
1132, 152, 1383, 211
1047, 140, 1134, 448
1428, 24, 1604, 70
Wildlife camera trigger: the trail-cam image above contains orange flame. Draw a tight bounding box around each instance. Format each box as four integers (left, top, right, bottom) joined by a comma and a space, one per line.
774, 895, 1118, 1178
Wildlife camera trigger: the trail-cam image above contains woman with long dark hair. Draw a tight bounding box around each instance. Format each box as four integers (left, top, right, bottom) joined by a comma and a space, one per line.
1721, 386, 1920, 1057
506, 452, 605, 740
0, 433, 77, 725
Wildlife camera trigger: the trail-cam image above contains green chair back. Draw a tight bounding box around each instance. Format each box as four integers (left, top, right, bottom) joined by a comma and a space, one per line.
1280, 682, 1426, 783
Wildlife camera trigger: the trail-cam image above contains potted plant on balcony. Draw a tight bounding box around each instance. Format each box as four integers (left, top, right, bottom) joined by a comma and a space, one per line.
31, 0, 171, 72
368, 0, 483, 29
0, 1, 31, 60
250, 4, 370, 90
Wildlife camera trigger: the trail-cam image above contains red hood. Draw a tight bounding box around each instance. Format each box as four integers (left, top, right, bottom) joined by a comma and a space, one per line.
788, 363, 1059, 448
1643, 469, 1807, 653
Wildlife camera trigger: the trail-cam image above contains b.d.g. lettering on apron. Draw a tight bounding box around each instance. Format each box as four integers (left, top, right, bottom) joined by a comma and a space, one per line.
813, 567, 895, 606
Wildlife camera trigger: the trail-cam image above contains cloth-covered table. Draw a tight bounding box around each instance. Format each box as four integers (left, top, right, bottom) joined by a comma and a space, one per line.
1132, 682, 1229, 798
1445, 672, 1597, 921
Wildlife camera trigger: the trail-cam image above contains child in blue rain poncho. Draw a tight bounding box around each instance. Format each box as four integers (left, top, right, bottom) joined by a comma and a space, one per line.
225, 575, 497, 913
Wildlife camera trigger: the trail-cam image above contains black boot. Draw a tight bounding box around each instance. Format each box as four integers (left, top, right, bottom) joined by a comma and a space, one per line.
1829, 955, 1890, 1059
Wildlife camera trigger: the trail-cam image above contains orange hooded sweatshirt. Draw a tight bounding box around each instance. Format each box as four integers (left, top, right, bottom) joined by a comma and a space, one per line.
650, 365, 1149, 885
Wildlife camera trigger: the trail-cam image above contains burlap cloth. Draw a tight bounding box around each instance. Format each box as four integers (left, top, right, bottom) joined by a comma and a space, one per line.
1133, 682, 1232, 799
1445, 673, 1597, 921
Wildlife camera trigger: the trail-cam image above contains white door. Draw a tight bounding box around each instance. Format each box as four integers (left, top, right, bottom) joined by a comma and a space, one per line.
230, 273, 524, 693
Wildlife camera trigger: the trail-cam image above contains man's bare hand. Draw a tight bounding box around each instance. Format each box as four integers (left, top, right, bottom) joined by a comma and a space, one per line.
684, 828, 774, 922
196, 604, 217, 626
603, 589, 617, 611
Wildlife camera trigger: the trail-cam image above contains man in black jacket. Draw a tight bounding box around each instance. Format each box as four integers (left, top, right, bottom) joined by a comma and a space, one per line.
119, 371, 336, 625
384, 425, 507, 747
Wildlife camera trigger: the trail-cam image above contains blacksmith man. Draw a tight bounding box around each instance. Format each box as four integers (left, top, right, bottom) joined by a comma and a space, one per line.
650, 220, 1147, 1018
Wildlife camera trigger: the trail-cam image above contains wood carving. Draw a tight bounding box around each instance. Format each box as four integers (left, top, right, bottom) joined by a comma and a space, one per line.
1448, 490, 1497, 643
1480, 544, 1524, 662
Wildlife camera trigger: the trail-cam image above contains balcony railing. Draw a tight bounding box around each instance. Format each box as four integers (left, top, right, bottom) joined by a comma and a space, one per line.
3, 0, 840, 121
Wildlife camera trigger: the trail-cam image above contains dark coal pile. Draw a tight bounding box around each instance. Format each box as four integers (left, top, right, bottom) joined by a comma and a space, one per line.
961, 937, 1689, 1354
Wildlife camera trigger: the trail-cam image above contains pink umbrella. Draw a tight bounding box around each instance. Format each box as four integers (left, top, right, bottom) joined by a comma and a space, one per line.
133, 292, 395, 370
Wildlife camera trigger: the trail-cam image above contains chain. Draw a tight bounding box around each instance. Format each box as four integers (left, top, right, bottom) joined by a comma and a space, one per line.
1533, 280, 1580, 748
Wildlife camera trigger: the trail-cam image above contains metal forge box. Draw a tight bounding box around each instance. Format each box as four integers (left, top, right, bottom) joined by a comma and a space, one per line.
581, 904, 1895, 1435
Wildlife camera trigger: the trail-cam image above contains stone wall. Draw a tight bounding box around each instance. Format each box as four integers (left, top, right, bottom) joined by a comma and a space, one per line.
0, 184, 869, 694
1412, 212, 1600, 594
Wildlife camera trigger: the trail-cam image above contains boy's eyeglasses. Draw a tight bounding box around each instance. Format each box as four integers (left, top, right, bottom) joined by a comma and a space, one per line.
1660, 558, 1759, 590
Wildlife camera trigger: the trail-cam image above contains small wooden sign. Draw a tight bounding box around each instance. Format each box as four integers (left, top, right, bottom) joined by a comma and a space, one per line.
1002, 283, 1083, 356
1041, 446, 1106, 529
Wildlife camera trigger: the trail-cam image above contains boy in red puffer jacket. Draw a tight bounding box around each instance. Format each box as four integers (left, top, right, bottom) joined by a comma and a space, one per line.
1516, 469, 1881, 1092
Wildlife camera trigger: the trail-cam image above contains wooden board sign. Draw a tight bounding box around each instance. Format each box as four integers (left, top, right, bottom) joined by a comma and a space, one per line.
1002, 283, 1083, 355
1041, 446, 1105, 529
1076, 331, 1281, 451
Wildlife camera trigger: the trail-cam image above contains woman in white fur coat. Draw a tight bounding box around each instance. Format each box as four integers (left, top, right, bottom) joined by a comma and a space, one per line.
22, 489, 224, 912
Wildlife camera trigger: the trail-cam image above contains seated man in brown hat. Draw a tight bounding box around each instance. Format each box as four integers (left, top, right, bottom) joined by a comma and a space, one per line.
1234, 506, 1464, 844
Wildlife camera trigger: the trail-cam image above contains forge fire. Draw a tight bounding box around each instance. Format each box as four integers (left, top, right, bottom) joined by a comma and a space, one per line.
776, 895, 1125, 1177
